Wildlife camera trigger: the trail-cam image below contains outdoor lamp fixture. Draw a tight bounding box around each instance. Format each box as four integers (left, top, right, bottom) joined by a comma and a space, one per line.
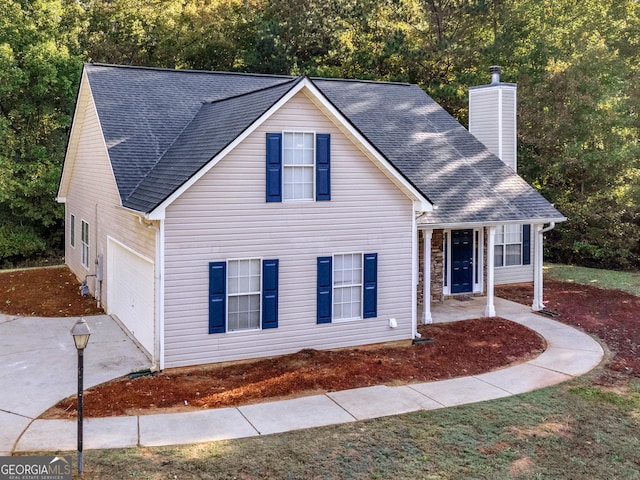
71, 318, 92, 478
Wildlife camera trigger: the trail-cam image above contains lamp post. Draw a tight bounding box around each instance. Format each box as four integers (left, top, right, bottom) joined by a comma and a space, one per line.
71, 318, 92, 478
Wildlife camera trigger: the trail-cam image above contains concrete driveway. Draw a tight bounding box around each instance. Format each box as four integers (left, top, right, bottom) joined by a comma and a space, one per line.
0, 313, 151, 455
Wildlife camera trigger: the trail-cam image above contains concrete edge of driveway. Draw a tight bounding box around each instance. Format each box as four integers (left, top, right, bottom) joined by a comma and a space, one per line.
13, 300, 605, 453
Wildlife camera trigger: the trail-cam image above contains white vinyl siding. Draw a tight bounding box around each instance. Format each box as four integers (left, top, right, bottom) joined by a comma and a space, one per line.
283, 132, 314, 201
227, 258, 261, 331
333, 253, 362, 321
469, 85, 517, 171
81, 220, 89, 268
163, 90, 414, 368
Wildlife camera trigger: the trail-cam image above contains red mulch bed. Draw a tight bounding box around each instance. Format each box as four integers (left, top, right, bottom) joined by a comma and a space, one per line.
496, 280, 640, 385
0, 266, 103, 317
43, 317, 544, 418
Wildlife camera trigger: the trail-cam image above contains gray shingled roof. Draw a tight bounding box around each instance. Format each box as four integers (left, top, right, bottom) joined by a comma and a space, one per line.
83, 63, 564, 225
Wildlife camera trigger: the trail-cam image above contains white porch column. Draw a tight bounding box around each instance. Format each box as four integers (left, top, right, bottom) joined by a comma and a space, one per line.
422, 229, 433, 324
485, 226, 496, 317
532, 224, 545, 311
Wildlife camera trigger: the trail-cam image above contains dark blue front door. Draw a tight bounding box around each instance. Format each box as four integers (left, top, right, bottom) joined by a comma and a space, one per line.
451, 229, 473, 294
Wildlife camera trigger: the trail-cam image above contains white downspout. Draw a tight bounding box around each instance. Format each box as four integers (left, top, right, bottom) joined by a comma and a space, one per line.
422, 229, 433, 324
485, 226, 497, 317
411, 214, 418, 338
532, 222, 556, 311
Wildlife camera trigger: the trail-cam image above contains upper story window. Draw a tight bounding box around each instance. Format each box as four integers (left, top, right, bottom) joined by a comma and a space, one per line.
81, 220, 89, 268
283, 132, 315, 201
266, 132, 330, 203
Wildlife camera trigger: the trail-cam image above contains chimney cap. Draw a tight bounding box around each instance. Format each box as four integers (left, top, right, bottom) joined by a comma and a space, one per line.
489, 65, 501, 84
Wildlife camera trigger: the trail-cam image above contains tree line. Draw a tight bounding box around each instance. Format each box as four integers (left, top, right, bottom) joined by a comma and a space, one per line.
1, 0, 639, 269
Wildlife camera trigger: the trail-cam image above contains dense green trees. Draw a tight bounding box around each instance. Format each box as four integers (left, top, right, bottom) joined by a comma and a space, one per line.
1, 0, 638, 269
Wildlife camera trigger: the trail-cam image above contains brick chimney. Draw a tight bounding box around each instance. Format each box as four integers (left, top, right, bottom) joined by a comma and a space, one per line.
468, 66, 517, 171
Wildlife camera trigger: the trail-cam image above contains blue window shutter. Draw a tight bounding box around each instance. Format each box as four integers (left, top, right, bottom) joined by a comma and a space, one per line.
316, 134, 331, 201
262, 259, 279, 329
363, 253, 378, 318
522, 224, 531, 265
209, 262, 226, 334
266, 133, 282, 202
317, 256, 332, 324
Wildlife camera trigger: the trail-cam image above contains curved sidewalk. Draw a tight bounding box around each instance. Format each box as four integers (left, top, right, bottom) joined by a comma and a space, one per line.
12, 298, 604, 453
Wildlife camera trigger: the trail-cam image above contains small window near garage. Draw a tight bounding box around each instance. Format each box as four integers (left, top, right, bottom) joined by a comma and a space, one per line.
70, 214, 75, 248
227, 258, 262, 331
81, 220, 89, 268
494, 224, 522, 267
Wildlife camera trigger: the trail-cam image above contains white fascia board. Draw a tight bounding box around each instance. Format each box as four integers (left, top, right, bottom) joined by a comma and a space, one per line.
146, 77, 433, 219
302, 80, 433, 213
56, 197, 66, 204
57, 70, 89, 199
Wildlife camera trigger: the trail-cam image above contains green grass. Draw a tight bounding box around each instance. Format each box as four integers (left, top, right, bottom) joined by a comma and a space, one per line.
545, 263, 640, 297
37, 376, 640, 479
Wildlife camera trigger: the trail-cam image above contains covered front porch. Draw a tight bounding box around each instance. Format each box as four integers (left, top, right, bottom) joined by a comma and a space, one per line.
417, 225, 550, 325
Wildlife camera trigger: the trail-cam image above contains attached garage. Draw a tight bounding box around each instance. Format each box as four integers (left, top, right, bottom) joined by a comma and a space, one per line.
107, 238, 155, 356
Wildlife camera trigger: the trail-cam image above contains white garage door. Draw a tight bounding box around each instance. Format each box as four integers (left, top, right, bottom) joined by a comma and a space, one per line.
108, 239, 155, 355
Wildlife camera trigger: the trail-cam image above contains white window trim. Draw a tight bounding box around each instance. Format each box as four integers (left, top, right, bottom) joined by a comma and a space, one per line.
332, 252, 364, 322
494, 225, 523, 268
70, 214, 75, 249
282, 130, 316, 202
80, 219, 89, 269
442, 228, 484, 295
226, 257, 262, 333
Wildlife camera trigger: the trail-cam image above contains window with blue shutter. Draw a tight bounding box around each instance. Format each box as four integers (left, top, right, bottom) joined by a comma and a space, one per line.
266, 133, 282, 202
209, 259, 279, 333
317, 256, 332, 324
363, 253, 378, 318
522, 224, 531, 265
262, 259, 279, 329
209, 262, 226, 333
316, 134, 331, 201
267, 132, 331, 202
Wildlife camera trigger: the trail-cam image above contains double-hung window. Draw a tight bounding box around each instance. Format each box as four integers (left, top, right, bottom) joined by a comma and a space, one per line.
81, 220, 89, 268
317, 253, 378, 323
283, 132, 315, 201
227, 259, 261, 331
333, 253, 362, 320
266, 132, 330, 202
494, 224, 531, 267
209, 259, 279, 334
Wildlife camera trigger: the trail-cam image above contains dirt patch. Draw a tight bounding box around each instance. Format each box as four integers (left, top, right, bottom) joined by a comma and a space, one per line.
0, 266, 103, 317
496, 280, 640, 385
43, 317, 544, 418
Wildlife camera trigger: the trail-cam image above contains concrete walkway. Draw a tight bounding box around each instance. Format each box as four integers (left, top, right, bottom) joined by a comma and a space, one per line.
7, 298, 603, 453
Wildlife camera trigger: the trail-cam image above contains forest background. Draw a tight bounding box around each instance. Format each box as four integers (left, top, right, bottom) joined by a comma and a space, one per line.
1, 0, 639, 270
